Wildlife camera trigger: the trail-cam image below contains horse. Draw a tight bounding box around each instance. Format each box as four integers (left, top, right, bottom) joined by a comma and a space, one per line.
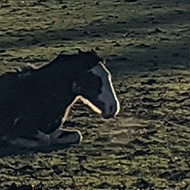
0, 49, 120, 148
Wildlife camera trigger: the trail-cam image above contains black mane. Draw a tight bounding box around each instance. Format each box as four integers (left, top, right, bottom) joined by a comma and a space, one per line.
4, 49, 102, 77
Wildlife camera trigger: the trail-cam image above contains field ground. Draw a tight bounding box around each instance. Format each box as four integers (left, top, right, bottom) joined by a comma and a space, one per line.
0, 0, 190, 189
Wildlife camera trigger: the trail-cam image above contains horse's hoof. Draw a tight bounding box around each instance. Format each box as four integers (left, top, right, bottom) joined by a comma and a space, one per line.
50, 128, 82, 145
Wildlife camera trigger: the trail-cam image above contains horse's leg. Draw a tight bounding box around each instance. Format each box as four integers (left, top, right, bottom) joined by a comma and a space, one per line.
7, 130, 51, 148
49, 128, 82, 145
9, 128, 82, 147
5, 128, 82, 148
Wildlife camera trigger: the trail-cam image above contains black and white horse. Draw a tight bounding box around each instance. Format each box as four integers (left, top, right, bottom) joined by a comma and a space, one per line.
0, 49, 120, 148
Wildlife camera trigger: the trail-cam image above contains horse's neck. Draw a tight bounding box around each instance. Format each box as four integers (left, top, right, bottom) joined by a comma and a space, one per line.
33, 56, 77, 113
37, 54, 77, 79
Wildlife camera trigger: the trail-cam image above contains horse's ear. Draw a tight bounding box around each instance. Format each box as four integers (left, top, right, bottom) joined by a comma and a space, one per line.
78, 49, 84, 55
72, 81, 81, 94
91, 49, 97, 55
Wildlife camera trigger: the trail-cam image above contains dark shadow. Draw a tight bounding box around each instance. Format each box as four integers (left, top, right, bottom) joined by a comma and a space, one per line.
0, 142, 78, 158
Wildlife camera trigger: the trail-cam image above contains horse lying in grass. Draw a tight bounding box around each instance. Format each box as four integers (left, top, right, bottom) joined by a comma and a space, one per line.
0, 49, 120, 148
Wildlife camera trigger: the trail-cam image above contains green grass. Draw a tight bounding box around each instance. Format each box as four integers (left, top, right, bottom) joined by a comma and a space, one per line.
0, 0, 190, 189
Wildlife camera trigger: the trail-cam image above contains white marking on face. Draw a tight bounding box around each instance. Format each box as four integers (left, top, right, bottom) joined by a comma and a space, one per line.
61, 63, 120, 123
90, 62, 120, 117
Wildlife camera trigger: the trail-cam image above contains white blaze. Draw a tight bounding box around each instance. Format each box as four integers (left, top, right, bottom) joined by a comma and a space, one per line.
90, 62, 120, 116
62, 62, 120, 124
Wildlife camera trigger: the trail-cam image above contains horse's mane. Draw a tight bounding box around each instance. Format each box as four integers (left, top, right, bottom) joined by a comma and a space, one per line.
2, 50, 100, 76
3, 53, 76, 76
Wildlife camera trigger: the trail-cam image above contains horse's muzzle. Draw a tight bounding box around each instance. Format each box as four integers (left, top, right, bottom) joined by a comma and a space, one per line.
101, 102, 120, 119
101, 112, 116, 119
102, 114, 115, 119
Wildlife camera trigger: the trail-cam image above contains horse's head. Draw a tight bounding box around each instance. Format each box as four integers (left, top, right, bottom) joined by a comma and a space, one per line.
72, 49, 120, 119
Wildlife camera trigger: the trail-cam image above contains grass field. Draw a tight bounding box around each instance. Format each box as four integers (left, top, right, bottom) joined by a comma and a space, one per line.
0, 0, 190, 189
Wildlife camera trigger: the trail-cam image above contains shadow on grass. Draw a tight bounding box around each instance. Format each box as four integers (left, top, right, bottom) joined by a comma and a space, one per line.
0, 142, 77, 158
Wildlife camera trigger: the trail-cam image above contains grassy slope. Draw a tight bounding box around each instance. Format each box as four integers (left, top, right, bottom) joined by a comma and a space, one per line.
0, 0, 190, 189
